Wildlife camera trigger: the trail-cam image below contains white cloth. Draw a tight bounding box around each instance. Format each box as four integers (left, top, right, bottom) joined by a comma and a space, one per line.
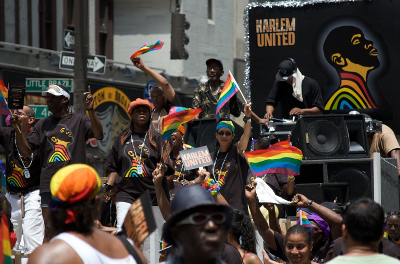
292, 68, 305, 102
255, 178, 291, 205
52, 232, 137, 264
6, 190, 44, 254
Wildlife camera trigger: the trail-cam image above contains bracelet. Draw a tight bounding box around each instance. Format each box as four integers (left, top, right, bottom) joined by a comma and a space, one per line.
307, 199, 314, 207
202, 179, 220, 195
86, 108, 94, 111
103, 183, 113, 192
243, 116, 251, 123
288, 175, 295, 181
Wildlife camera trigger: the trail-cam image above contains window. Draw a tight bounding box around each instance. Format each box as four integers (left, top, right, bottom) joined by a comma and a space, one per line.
208, 0, 213, 20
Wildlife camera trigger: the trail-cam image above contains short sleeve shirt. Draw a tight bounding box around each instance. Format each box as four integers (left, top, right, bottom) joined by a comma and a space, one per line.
26, 113, 93, 193
105, 130, 168, 205
206, 143, 249, 212
0, 127, 41, 193
266, 76, 324, 119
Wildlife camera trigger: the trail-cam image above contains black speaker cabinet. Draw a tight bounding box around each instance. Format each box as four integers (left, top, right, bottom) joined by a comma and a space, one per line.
299, 158, 398, 212
291, 115, 369, 160
296, 183, 349, 205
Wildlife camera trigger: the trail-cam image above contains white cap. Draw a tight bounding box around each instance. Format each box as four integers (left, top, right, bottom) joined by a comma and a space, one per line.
42, 85, 70, 100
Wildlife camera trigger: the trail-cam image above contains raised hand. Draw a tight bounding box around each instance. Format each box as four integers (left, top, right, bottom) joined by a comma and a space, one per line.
83, 85, 94, 110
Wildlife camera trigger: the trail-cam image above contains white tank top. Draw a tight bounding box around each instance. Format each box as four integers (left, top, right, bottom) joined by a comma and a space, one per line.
52, 233, 137, 264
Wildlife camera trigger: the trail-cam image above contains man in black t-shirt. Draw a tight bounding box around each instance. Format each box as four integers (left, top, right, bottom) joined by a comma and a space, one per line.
265, 58, 324, 121
1, 105, 44, 254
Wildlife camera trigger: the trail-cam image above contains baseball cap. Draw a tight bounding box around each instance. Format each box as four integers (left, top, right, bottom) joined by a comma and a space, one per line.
206, 58, 224, 71
275, 59, 297, 81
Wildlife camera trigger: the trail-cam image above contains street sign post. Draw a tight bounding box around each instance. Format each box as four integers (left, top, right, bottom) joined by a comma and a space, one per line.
64, 29, 75, 49
25, 78, 73, 92
29, 105, 52, 119
59, 51, 106, 74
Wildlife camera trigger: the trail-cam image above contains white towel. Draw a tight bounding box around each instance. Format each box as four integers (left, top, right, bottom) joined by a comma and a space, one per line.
255, 177, 292, 205
292, 68, 305, 102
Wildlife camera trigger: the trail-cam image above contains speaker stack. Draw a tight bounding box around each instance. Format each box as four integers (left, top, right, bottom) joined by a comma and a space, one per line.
291, 115, 398, 211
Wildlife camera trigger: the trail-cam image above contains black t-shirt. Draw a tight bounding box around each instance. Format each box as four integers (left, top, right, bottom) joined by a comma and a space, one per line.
266, 76, 324, 119
0, 127, 41, 193
206, 143, 249, 212
105, 130, 169, 205
26, 113, 93, 193
218, 243, 243, 264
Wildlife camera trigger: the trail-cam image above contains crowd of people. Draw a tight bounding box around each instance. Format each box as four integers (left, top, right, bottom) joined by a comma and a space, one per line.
0, 56, 398, 264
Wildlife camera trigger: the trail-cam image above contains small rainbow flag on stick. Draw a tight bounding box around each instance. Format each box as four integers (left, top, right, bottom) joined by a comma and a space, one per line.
216, 71, 239, 122
0, 83, 10, 116
0, 80, 8, 99
130, 40, 164, 59
244, 141, 303, 176
300, 210, 314, 236
162, 108, 202, 141
0, 203, 12, 264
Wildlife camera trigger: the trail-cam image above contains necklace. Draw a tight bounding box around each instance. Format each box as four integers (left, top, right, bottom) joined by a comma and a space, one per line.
212, 149, 229, 183
209, 84, 220, 99
130, 132, 148, 175
14, 136, 33, 178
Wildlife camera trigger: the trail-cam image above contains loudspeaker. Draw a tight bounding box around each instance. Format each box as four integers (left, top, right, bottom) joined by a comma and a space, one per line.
296, 183, 349, 205
298, 157, 399, 212
291, 115, 369, 160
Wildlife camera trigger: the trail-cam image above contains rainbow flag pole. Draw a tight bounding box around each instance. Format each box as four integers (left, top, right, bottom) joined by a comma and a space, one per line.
227, 70, 248, 103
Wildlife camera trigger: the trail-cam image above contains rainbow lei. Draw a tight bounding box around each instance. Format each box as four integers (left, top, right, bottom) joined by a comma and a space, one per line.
384, 231, 400, 246
202, 175, 226, 195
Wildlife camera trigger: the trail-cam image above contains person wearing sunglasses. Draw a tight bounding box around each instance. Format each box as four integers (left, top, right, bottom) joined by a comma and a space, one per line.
201, 104, 251, 213
163, 185, 243, 264
264, 58, 324, 122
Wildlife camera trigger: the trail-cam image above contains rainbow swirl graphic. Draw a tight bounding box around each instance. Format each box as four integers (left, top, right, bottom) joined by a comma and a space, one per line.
7, 164, 26, 188
124, 160, 149, 178
48, 144, 71, 162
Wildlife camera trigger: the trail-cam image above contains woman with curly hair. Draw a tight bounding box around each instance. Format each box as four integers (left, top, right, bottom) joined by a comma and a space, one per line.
227, 209, 263, 264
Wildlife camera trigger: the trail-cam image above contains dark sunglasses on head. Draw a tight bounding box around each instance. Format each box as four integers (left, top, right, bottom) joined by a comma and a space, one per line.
217, 131, 232, 136
387, 211, 400, 216
176, 212, 226, 226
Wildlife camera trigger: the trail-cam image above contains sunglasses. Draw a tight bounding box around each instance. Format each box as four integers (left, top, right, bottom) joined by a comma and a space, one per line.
207, 66, 221, 71
387, 211, 400, 216
217, 131, 232, 136
176, 212, 226, 226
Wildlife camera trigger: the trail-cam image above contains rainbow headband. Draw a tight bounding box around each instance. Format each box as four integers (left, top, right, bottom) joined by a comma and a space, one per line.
216, 121, 235, 133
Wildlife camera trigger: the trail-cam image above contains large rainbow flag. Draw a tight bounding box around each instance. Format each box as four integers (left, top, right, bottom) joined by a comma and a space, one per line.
130, 40, 164, 59
162, 108, 202, 141
216, 71, 239, 122
300, 210, 314, 235
0, 82, 9, 116
244, 141, 303, 176
0, 209, 12, 264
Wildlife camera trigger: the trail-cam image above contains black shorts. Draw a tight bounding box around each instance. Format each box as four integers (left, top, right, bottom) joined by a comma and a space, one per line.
40, 192, 52, 207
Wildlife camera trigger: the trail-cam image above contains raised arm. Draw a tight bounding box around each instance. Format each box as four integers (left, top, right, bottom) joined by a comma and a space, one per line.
10, 114, 32, 156
292, 194, 343, 240
84, 86, 104, 140
132, 57, 175, 103
153, 163, 170, 220
245, 185, 278, 251
237, 104, 251, 156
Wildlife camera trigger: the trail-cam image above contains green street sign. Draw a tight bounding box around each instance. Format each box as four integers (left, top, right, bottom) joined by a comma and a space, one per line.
25, 78, 73, 92
29, 105, 52, 119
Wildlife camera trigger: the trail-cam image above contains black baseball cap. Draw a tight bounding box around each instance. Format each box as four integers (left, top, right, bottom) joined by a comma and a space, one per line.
275, 59, 297, 81
206, 58, 224, 71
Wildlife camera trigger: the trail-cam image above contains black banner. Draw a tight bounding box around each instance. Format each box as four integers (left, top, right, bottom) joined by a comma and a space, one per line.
247, 0, 399, 137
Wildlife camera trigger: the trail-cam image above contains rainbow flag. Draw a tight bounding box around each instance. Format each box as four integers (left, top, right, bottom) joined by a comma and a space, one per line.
244, 143, 303, 176
130, 40, 164, 59
300, 210, 314, 235
216, 71, 239, 122
0, 84, 9, 116
0, 80, 7, 99
162, 108, 202, 141
169, 106, 190, 115
0, 210, 12, 264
